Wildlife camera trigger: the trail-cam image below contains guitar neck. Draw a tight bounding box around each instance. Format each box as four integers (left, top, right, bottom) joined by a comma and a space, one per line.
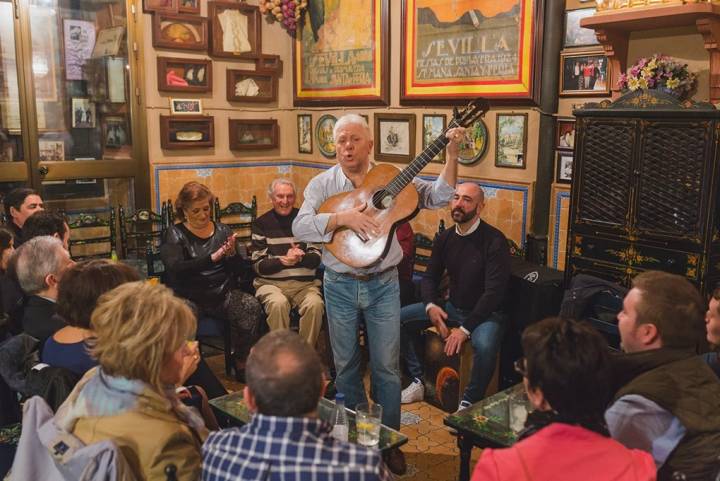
386, 119, 460, 197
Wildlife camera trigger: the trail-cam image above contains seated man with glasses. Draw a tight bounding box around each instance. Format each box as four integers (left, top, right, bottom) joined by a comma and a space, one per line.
472, 317, 655, 481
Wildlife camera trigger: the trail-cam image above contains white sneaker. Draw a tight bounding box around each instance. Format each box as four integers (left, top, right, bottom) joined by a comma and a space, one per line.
401, 381, 425, 404
454, 400, 472, 414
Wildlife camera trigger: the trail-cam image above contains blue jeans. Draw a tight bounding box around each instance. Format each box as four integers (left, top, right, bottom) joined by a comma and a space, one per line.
323, 268, 401, 429
400, 302, 505, 404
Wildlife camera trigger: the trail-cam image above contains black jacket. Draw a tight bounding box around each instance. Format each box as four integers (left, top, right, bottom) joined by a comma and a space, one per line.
21, 296, 64, 346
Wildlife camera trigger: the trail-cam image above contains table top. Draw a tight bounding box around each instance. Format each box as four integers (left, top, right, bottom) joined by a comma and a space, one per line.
443, 384, 532, 448
209, 392, 408, 452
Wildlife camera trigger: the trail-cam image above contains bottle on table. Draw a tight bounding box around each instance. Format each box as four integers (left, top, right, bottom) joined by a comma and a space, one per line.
332, 392, 348, 442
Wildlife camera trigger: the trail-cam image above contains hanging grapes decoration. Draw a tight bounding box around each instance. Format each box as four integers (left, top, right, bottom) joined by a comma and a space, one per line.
258, 0, 308, 36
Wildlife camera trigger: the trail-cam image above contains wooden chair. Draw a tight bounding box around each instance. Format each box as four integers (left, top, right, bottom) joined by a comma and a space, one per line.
66, 209, 117, 261
213, 196, 257, 246
118, 204, 172, 279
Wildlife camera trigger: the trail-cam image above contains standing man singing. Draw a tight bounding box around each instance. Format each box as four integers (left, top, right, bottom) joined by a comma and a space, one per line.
292, 113, 464, 473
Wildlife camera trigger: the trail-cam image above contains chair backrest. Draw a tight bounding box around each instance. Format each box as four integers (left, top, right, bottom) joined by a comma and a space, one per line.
413, 233, 433, 277
66, 209, 117, 261
507, 238, 525, 258
213, 196, 257, 245
118, 205, 169, 259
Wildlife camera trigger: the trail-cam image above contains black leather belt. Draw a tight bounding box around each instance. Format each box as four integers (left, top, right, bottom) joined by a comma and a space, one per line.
337, 266, 395, 282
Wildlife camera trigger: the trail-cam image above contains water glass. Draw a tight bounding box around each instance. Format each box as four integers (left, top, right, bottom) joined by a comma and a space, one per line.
356, 402, 382, 447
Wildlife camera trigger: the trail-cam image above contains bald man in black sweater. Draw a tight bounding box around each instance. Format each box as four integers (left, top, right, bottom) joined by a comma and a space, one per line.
400, 183, 510, 410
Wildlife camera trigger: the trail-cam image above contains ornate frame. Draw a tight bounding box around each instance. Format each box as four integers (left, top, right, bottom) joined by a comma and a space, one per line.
292, 0, 389, 106
208, 2, 261, 59
400, 0, 544, 104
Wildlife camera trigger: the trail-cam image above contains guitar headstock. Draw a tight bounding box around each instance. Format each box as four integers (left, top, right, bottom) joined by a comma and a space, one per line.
451, 98, 490, 128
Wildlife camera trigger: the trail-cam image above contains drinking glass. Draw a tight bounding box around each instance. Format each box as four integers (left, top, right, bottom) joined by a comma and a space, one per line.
356, 402, 382, 447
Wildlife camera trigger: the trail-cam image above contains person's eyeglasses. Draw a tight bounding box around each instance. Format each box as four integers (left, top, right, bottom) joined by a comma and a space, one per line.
514, 357, 527, 377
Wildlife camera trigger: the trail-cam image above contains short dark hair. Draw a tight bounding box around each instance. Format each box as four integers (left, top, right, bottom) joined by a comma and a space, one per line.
22, 211, 67, 242
522, 317, 611, 422
57, 260, 141, 329
245, 330, 324, 417
632, 271, 706, 349
3, 187, 37, 218
174, 181, 214, 222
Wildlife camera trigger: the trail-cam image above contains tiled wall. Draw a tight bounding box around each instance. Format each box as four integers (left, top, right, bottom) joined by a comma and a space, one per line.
548, 186, 571, 271
154, 161, 532, 247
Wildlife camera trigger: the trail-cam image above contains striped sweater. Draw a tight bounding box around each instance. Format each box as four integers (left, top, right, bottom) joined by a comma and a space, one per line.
251, 208, 321, 281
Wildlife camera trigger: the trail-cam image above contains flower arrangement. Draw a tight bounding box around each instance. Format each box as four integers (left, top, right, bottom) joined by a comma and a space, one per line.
258, 0, 308, 35
617, 54, 696, 99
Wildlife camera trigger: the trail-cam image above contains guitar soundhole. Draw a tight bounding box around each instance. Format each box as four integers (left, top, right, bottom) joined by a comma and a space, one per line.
371, 189, 393, 210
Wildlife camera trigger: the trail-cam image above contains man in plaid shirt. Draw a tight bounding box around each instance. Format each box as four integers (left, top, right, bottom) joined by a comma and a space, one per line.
202, 330, 392, 481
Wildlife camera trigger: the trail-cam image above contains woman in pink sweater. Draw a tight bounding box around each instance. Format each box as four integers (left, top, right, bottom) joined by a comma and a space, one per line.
472, 317, 656, 481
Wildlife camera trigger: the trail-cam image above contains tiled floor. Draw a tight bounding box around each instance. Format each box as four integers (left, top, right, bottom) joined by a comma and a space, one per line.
206, 354, 481, 481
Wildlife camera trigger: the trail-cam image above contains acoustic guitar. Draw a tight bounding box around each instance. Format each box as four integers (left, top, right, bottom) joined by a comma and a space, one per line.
319, 99, 490, 268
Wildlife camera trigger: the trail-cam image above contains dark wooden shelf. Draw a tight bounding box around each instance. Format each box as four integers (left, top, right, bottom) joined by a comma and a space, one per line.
580, 4, 720, 102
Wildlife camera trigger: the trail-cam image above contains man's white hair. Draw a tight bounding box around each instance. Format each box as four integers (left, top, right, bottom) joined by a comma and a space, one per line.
333, 114, 371, 141
14, 235, 66, 295
268, 178, 296, 198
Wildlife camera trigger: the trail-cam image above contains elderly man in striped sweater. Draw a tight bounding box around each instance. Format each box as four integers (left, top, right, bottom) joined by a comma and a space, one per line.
251, 179, 324, 346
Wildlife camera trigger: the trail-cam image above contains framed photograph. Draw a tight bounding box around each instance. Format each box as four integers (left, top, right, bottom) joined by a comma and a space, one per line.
315, 114, 337, 159
71, 98, 96, 128
152, 14, 208, 52
293, 0, 389, 106
160, 115, 214, 149
157, 57, 212, 93
208, 2, 261, 59
458, 119, 489, 166
107, 57, 127, 103
401, 0, 543, 104
564, 8, 599, 48
556, 151, 573, 184
179, 0, 200, 14
560, 51, 610, 97
495, 113, 527, 169
297, 114, 312, 154
38, 140, 65, 161
103, 115, 129, 149
91, 26, 125, 58
143, 0, 178, 13
556, 118, 576, 150
226, 69, 277, 102
63, 19, 96, 81
170, 98, 203, 115
229, 119, 279, 150
422, 114, 446, 163
374, 113, 416, 163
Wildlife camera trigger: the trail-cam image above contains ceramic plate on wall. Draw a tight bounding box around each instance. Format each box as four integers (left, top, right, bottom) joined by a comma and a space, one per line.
457, 118, 489, 165
316, 114, 337, 159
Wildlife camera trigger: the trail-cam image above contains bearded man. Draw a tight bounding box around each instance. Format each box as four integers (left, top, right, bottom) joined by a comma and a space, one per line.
399, 182, 511, 410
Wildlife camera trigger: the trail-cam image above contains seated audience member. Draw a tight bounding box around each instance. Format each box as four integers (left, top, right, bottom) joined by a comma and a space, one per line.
2, 211, 70, 332
607, 271, 720, 480
56, 281, 206, 481
2, 187, 44, 246
400, 182, 510, 409
161, 181, 263, 376
41, 259, 141, 375
251, 179, 324, 346
21, 210, 70, 250
0, 226, 14, 306
472, 317, 655, 481
202, 330, 391, 481
704, 287, 720, 377
14, 236, 73, 344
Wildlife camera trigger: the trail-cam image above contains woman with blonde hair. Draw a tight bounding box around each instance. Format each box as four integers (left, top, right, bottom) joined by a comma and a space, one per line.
54, 281, 206, 481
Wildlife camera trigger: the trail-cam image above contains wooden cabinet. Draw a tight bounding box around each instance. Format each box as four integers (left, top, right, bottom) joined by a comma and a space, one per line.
565, 89, 720, 294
